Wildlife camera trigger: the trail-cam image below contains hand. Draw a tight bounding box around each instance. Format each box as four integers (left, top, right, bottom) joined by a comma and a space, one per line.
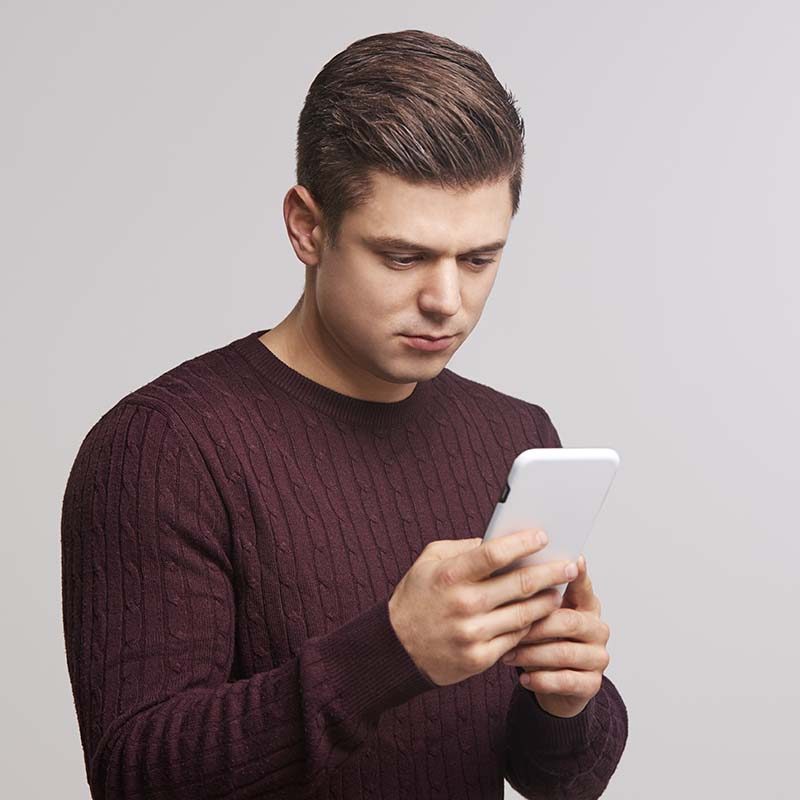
388, 529, 580, 686
501, 554, 611, 717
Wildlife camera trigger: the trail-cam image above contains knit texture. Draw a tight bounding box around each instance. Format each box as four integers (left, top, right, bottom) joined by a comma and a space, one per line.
60, 328, 628, 799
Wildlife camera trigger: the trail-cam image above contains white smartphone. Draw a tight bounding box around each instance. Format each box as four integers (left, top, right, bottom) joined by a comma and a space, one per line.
482, 448, 620, 595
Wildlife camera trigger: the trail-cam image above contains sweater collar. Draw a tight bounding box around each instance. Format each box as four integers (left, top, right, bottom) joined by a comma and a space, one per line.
232, 329, 437, 428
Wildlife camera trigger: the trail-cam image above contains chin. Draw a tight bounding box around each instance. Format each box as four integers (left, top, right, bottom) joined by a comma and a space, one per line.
411, 359, 452, 381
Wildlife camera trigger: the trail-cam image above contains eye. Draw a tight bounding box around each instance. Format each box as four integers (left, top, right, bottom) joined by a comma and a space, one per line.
386, 255, 496, 269
387, 255, 419, 268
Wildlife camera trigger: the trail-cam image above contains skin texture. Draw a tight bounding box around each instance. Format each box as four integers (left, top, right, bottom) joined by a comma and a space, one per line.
261, 170, 612, 719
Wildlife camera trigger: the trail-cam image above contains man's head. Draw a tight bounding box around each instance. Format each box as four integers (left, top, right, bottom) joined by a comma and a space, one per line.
278, 29, 526, 400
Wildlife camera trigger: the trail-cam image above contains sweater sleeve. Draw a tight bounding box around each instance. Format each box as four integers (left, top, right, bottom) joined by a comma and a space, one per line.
60, 401, 436, 800
504, 673, 629, 799
502, 404, 629, 798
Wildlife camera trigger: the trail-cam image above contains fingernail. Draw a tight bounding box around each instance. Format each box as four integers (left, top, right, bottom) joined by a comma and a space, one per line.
537, 530, 548, 545
502, 650, 516, 663
565, 562, 578, 579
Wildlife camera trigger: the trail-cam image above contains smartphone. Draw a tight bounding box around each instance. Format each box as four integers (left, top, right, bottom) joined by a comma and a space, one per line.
482, 447, 620, 595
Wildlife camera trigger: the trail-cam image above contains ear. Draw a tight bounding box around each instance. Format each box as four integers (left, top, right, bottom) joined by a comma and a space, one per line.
284, 185, 325, 267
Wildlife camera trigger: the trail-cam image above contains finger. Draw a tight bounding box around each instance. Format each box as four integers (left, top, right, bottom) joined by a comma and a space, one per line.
442, 528, 547, 585
561, 553, 598, 613
520, 668, 601, 698
478, 557, 578, 610
518, 608, 598, 644
502, 641, 608, 671
487, 592, 564, 663
477, 588, 561, 642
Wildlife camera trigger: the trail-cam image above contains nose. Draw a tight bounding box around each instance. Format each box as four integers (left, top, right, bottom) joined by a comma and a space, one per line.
417, 259, 462, 318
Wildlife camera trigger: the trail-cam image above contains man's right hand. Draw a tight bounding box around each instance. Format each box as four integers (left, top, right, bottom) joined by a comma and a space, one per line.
388, 529, 579, 686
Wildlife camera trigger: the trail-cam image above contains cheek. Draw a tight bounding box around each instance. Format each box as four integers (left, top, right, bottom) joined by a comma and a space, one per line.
472, 267, 500, 302
317, 262, 405, 332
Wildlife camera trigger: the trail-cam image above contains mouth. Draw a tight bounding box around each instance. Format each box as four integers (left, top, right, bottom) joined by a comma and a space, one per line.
402, 333, 457, 340
400, 333, 457, 352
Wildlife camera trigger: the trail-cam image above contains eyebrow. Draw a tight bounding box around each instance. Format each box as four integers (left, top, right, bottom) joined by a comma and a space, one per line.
362, 235, 507, 254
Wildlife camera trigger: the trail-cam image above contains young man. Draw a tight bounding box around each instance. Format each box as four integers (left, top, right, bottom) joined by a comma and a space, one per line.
61, 29, 628, 799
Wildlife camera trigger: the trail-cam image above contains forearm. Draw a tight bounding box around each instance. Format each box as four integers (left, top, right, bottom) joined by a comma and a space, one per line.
86, 599, 434, 799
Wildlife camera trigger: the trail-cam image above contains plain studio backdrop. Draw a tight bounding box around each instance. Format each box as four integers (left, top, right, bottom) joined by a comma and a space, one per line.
2, 2, 798, 797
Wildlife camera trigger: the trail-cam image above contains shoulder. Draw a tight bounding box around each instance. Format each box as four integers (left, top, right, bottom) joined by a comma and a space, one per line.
436, 367, 561, 448
74, 334, 251, 473
120, 336, 242, 421
108, 329, 271, 442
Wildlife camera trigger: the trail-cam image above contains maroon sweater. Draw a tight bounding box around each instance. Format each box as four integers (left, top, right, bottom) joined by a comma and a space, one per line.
61, 328, 628, 799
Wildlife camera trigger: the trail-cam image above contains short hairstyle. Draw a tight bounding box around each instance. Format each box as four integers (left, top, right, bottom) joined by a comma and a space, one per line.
295, 29, 526, 250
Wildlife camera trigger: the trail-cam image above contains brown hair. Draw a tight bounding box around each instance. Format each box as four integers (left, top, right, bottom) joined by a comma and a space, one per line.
295, 29, 526, 250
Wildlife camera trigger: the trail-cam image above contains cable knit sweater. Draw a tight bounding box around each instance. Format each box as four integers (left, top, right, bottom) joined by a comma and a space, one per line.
60, 327, 628, 799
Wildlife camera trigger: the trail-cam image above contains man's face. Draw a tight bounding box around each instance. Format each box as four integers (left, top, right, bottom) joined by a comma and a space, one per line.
303, 169, 513, 395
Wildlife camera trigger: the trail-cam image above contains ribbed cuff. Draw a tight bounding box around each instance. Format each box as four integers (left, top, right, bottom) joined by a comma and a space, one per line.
506, 666, 597, 756
311, 598, 438, 721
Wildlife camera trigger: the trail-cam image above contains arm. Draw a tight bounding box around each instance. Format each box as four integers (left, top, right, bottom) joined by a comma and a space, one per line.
60, 401, 435, 799
503, 404, 629, 798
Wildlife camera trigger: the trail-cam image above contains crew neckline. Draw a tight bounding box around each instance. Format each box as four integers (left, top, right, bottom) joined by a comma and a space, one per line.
232, 328, 438, 428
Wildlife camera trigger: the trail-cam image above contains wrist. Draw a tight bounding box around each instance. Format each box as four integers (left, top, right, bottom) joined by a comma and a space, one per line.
388, 591, 432, 683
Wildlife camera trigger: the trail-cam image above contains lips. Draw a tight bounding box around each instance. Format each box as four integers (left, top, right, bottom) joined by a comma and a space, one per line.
401, 334, 455, 352
404, 333, 455, 340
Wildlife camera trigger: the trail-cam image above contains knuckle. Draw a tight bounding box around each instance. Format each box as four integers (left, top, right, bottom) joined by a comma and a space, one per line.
463, 646, 485, 673
423, 540, 444, 557
600, 621, 611, 643
516, 600, 536, 630
451, 590, 477, 615
471, 588, 489, 613
518, 567, 535, 596
515, 603, 528, 630
601, 649, 611, 670
482, 541, 506, 571
437, 564, 460, 589
563, 608, 582, 632
556, 641, 573, 663
453, 619, 480, 645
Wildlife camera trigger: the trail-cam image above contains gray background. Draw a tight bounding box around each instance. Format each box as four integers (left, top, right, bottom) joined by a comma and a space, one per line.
2, 1, 798, 797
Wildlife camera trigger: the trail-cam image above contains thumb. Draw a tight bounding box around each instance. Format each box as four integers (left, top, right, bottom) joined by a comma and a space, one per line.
561, 553, 595, 611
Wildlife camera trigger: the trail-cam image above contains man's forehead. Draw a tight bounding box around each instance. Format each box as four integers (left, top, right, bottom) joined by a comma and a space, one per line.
349, 173, 512, 249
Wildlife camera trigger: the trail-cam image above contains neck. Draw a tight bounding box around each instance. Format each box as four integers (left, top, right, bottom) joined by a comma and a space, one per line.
259, 294, 418, 404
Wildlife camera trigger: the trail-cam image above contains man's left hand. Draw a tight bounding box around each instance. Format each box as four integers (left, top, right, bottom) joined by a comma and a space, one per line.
501, 554, 610, 718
